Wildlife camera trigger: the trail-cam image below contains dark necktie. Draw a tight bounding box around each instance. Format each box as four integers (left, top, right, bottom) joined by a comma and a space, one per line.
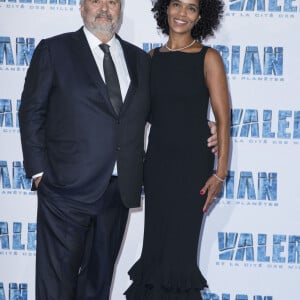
99, 44, 123, 115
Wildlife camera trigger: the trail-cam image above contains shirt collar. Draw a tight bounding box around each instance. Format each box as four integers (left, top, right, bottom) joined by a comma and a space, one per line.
83, 26, 118, 52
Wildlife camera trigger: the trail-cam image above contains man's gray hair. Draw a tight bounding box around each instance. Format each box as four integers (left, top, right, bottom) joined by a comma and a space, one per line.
79, 0, 123, 6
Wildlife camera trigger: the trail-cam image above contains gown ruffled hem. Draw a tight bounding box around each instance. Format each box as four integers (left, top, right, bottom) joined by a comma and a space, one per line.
124, 260, 208, 300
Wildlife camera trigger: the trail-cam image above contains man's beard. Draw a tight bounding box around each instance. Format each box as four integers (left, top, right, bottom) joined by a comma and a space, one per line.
91, 24, 114, 35
93, 12, 117, 35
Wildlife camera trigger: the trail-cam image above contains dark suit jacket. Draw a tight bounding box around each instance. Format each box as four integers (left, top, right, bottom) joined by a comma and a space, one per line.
19, 27, 150, 208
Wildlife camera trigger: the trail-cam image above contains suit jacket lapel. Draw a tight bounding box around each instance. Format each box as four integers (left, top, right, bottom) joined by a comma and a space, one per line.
116, 35, 138, 116
72, 29, 139, 118
72, 28, 115, 116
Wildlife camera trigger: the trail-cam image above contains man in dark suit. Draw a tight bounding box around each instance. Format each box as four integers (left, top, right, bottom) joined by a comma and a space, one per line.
19, 0, 150, 299
19, 0, 218, 299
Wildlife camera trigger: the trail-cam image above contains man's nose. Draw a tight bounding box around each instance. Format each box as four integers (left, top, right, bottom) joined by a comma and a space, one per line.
179, 5, 189, 16
100, 0, 108, 11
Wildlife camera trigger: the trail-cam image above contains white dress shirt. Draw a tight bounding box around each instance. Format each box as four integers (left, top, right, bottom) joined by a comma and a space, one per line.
83, 27, 130, 101
84, 27, 131, 176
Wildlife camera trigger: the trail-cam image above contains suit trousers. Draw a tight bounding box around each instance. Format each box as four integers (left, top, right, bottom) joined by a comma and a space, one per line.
36, 176, 129, 300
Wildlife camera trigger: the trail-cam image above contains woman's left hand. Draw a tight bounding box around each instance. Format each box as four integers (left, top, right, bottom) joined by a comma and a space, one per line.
200, 175, 225, 213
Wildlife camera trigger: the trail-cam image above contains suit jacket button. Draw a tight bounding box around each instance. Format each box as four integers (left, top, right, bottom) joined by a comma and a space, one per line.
117, 147, 121, 151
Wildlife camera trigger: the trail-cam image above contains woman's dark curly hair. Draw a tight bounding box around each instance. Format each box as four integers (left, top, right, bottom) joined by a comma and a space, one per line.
151, 0, 224, 41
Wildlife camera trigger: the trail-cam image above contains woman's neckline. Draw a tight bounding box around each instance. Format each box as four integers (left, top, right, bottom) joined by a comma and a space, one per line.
157, 46, 205, 54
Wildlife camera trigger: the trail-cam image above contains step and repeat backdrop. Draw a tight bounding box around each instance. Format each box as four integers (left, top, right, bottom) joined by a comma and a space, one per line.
0, 0, 299, 299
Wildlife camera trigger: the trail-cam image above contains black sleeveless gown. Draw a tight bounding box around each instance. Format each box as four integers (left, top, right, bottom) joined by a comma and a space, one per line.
125, 46, 214, 300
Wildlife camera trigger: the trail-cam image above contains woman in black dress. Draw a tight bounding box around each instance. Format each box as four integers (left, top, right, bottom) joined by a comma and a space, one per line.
125, 0, 230, 299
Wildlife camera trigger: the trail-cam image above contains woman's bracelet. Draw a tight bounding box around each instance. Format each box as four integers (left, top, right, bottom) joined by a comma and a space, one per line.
213, 174, 226, 182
